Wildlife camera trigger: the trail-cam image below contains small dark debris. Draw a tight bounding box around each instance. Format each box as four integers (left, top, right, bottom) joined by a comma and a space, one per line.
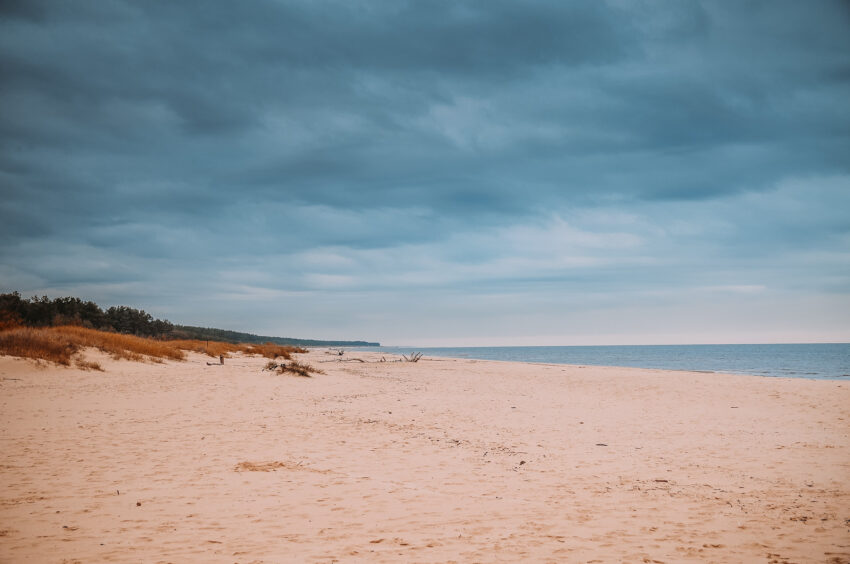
136, 501, 141, 507
519, 460, 526, 465
596, 443, 608, 447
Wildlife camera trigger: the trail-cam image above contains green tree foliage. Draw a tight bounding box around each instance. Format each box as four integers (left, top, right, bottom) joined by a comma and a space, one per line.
0, 292, 379, 345
0, 292, 173, 337
172, 325, 378, 347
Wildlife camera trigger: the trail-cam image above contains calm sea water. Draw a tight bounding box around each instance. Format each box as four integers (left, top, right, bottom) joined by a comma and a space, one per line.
356, 343, 850, 380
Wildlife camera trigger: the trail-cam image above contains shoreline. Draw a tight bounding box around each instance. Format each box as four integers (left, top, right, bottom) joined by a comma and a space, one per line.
2, 349, 848, 562
354, 343, 850, 381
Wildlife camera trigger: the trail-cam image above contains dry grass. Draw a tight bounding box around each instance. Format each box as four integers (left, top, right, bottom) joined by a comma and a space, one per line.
263, 359, 323, 377
168, 339, 245, 358
55, 326, 186, 362
234, 460, 330, 474
170, 340, 307, 360
0, 326, 78, 365
0, 325, 310, 369
74, 358, 103, 371
234, 461, 289, 472
244, 343, 307, 360
283, 360, 322, 377
0, 325, 185, 365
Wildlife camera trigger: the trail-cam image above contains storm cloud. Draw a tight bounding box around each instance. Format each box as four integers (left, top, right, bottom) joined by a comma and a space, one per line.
2, 0, 849, 344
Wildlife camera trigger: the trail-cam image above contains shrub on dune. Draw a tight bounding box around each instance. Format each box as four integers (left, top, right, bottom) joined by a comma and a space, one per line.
263, 359, 323, 377
168, 339, 244, 358
50, 325, 185, 361
0, 325, 312, 369
0, 325, 185, 364
0, 326, 78, 365
245, 342, 307, 360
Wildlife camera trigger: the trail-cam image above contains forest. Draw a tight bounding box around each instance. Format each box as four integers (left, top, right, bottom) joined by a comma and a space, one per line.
0, 292, 173, 337
171, 325, 379, 347
0, 292, 379, 346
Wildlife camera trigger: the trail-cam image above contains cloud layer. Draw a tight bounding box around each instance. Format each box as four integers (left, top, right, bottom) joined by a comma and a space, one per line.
2, 0, 849, 344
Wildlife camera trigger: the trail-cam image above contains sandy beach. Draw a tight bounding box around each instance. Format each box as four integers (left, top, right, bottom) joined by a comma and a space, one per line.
1, 349, 848, 563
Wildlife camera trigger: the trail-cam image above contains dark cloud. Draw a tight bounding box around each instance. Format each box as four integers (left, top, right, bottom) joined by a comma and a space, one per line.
1, 0, 848, 342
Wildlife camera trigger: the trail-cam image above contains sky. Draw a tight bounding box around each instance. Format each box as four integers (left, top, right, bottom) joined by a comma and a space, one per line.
1, 1, 849, 346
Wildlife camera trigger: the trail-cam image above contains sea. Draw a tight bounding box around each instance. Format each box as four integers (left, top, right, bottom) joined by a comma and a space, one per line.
354, 343, 850, 380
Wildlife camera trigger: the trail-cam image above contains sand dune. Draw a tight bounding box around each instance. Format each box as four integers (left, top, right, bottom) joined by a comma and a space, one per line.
1, 349, 848, 563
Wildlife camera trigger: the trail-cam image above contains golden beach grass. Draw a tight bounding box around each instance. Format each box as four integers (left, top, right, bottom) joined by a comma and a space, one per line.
0, 325, 308, 366
0, 325, 184, 364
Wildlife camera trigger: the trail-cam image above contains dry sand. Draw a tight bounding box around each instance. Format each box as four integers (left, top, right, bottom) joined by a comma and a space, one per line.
1, 348, 848, 563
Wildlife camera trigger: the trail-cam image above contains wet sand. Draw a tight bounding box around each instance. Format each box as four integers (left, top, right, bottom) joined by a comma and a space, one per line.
1, 349, 848, 563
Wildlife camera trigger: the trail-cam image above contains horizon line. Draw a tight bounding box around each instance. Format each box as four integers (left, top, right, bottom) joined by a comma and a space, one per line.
366, 341, 850, 348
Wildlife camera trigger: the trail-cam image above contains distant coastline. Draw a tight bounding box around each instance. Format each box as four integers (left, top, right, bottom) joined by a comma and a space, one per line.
173, 325, 380, 347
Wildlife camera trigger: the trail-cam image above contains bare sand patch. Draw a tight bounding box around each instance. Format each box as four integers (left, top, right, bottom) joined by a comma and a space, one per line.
1, 349, 848, 562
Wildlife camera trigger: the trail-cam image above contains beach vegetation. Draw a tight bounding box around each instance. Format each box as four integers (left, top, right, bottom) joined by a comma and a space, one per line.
1, 292, 379, 350
74, 358, 103, 371
167, 339, 247, 358
0, 292, 317, 369
171, 325, 377, 347
0, 326, 79, 366
0, 325, 185, 366
263, 359, 324, 377
0, 292, 173, 337
281, 360, 322, 377
0, 309, 22, 331
0, 325, 309, 368
244, 342, 307, 360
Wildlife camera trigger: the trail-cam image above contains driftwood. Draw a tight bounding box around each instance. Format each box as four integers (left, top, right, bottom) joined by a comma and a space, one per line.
376, 354, 423, 363
206, 355, 224, 366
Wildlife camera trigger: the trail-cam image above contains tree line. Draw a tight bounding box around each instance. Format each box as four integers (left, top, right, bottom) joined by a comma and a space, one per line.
0, 292, 173, 337
0, 292, 380, 346
172, 324, 379, 347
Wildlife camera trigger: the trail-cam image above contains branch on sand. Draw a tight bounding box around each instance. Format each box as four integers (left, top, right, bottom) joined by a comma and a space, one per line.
206, 354, 225, 366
